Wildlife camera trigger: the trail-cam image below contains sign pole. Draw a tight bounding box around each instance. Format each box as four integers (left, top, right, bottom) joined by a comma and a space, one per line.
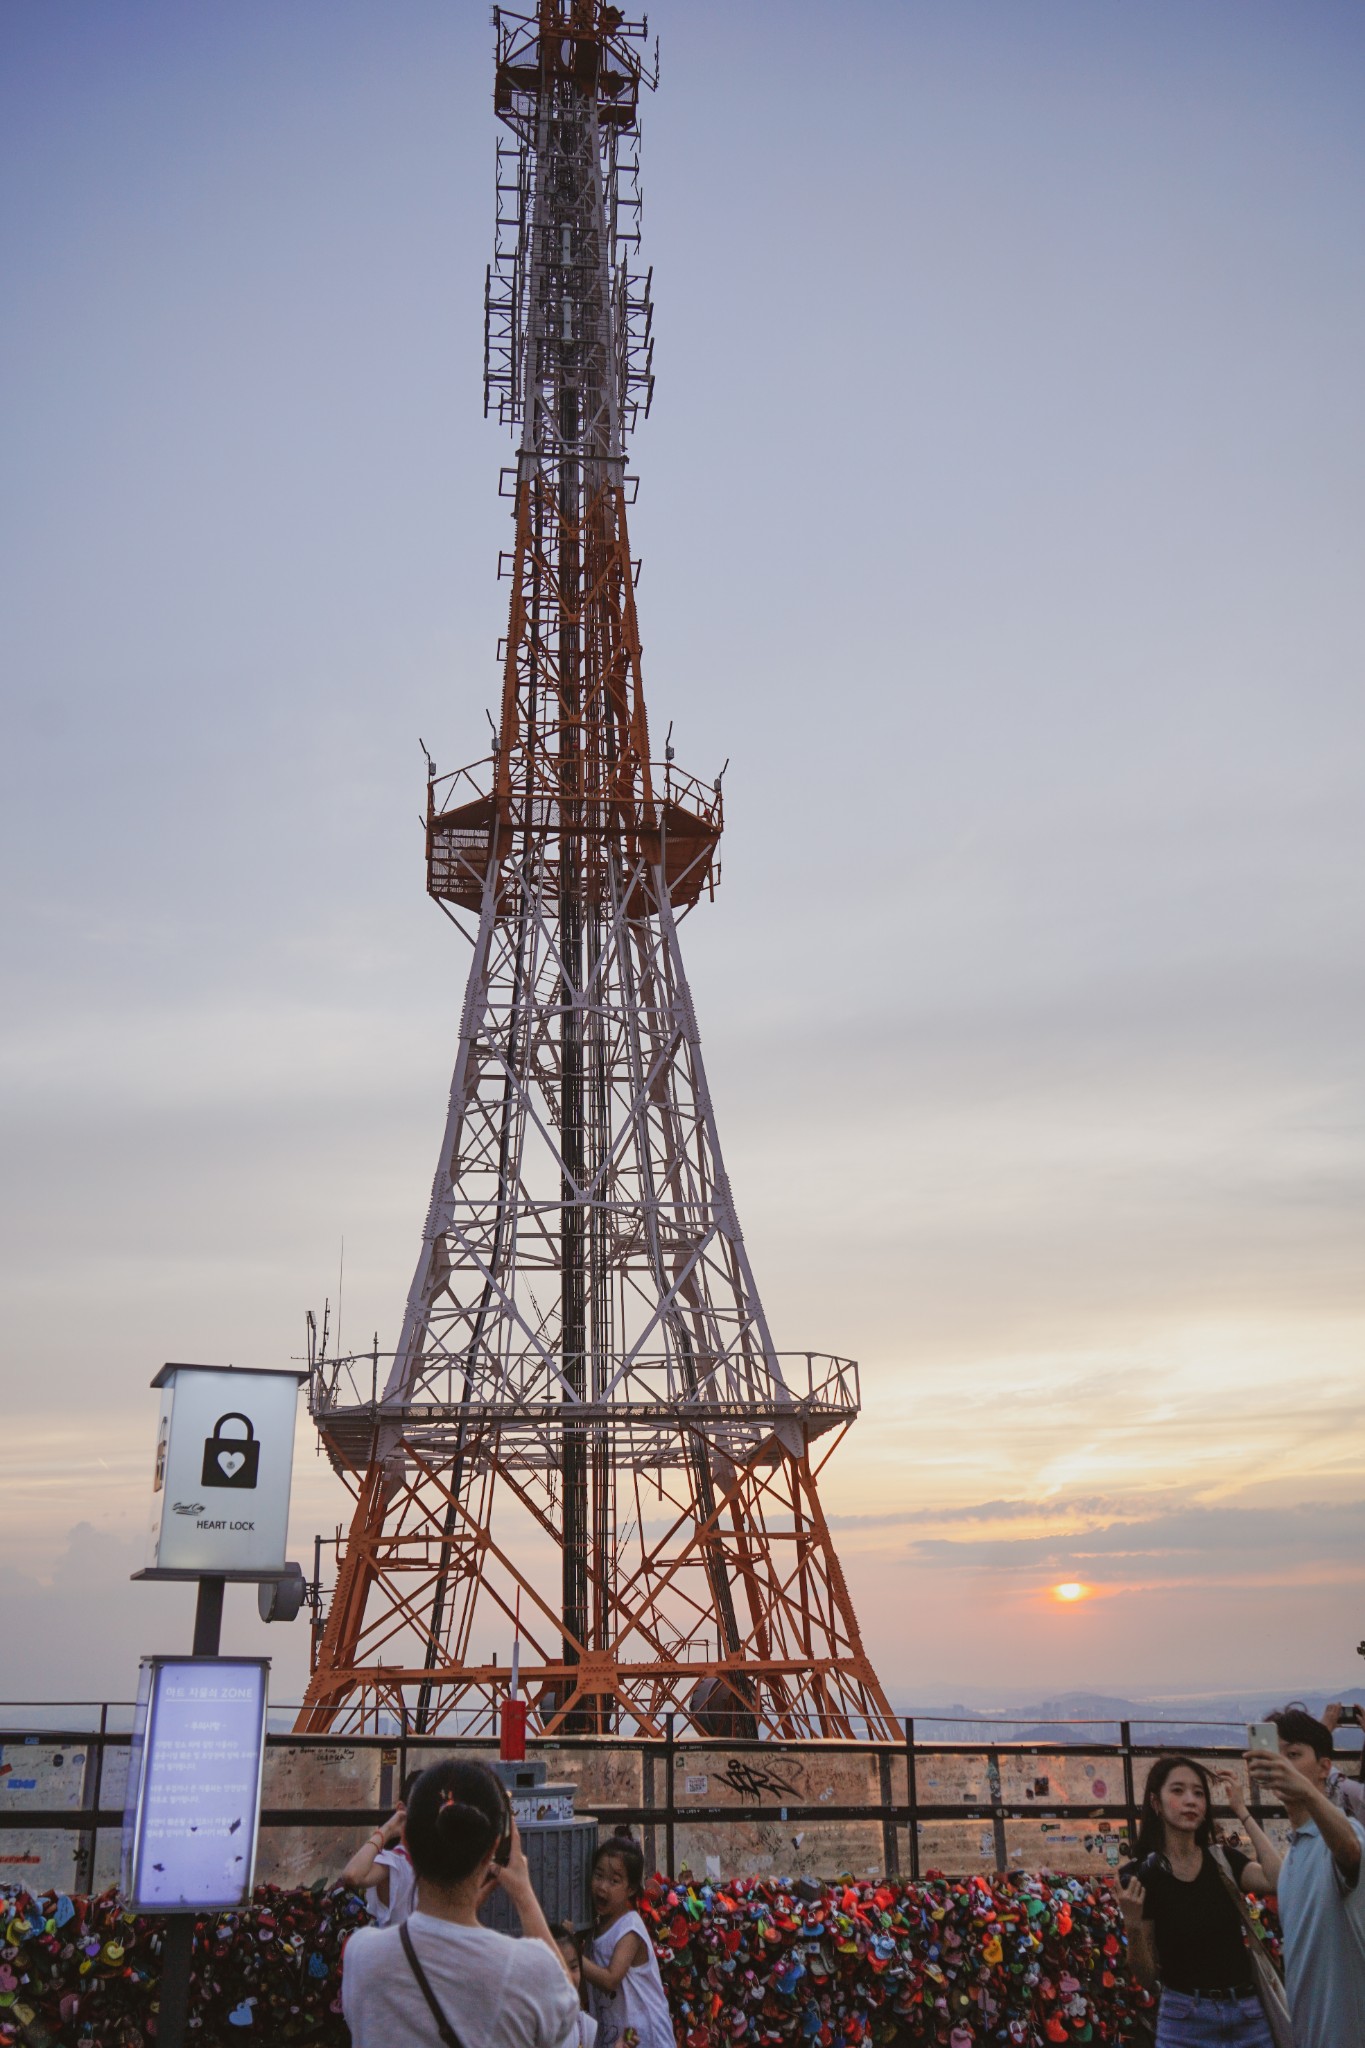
159, 1920, 194, 2048
158, 1574, 229, 2048
191, 1575, 225, 1658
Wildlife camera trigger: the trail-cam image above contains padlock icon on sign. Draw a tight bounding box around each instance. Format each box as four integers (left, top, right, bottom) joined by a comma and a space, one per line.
201, 1412, 260, 1489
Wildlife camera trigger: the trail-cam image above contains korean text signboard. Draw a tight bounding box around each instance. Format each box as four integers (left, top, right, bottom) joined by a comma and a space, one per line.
145, 1364, 303, 1577
122, 1658, 269, 1911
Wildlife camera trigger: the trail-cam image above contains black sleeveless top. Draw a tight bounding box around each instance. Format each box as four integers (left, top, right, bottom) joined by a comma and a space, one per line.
1141, 1844, 1254, 1993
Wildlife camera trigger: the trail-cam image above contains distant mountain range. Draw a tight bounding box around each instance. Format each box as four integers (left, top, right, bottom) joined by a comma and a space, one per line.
898, 1687, 1365, 1751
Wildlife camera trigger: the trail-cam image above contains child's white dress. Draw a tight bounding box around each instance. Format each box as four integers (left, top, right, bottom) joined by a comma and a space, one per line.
587, 1909, 673, 2048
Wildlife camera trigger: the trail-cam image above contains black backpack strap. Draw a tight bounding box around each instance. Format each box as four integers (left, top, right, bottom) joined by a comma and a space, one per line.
400, 1921, 467, 2048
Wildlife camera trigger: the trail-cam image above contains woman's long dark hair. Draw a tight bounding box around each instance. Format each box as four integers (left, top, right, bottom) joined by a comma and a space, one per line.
403, 1760, 510, 1887
1134, 1754, 1215, 1860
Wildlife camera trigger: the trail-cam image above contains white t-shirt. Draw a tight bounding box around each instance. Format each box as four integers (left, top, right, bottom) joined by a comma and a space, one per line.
587, 1909, 673, 2048
371, 1845, 416, 1928
343, 1910, 581, 2048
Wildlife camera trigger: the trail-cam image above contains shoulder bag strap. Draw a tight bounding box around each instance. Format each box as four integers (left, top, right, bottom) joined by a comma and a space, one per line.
1206, 1845, 1295, 2048
400, 1921, 468, 2048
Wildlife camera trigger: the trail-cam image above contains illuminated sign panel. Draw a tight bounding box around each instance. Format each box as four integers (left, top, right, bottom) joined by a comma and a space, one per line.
122, 1658, 269, 1911
145, 1365, 302, 1576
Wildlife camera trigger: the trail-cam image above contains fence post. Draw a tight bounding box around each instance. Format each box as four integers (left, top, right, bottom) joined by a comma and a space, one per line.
1120, 1721, 1138, 1849
905, 1717, 920, 1882
986, 1748, 1008, 1872
399, 1699, 410, 1808
76, 1704, 108, 1893
72, 1703, 105, 1875
664, 1713, 676, 1878
642, 1740, 657, 1877
877, 1748, 899, 1877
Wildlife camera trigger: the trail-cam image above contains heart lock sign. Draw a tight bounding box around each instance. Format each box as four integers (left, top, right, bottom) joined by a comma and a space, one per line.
201, 1412, 261, 1490
144, 1363, 305, 1575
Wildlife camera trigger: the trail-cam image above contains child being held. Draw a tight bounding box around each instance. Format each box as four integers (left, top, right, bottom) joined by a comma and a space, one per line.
551, 1923, 598, 2048
580, 1836, 672, 2048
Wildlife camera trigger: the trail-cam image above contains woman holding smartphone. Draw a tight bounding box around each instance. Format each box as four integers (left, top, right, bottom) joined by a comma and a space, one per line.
342, 1760, 580, 2048
1118, 1754, 1283, 2047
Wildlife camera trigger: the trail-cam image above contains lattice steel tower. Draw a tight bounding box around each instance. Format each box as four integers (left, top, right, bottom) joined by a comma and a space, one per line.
299, 1, 895, 1740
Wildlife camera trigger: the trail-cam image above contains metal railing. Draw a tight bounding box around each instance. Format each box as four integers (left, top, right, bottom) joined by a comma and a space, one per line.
309, 1349, 859, 1423
0, 1707, 1313, 1893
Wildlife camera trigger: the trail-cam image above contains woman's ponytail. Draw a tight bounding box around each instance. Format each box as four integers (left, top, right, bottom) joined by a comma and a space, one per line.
404, 1761, 510, 1887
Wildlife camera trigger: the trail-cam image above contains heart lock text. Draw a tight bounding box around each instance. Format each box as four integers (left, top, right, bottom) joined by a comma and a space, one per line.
201, 1412, 260, 1490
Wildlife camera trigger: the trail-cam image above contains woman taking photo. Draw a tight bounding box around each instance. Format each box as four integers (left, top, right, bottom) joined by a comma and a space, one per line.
342, 1759, 581, 2048
1118, 1754, 1284, 2047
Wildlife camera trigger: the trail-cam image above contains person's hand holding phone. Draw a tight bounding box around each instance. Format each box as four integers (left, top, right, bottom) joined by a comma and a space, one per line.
1246, 1748, 1306, 1806
493, 1818, 535, 1907
491, 1818, 567, 1962
474, 1811, 519, 1908
1117, 1874, 1145, 1924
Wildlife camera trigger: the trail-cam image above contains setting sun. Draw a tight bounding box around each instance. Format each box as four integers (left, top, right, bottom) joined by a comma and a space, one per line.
1053, 1582, 1087, 1602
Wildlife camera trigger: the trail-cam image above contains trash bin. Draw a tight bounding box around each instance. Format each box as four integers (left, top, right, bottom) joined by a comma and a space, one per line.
479, 1758, 597, 1935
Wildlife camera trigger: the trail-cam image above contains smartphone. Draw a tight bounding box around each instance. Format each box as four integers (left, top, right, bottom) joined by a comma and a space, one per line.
1246, 1721, 1280, 1753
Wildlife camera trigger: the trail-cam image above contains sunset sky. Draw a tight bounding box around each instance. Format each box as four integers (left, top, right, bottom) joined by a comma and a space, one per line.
3, 0, 1363, 1712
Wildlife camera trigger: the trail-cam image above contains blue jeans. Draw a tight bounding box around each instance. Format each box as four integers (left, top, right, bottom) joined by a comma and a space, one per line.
1155, 1987, 1275, 2047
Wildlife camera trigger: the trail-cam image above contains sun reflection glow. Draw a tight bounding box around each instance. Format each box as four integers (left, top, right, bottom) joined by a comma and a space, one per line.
1053, 1581, 1087, 1602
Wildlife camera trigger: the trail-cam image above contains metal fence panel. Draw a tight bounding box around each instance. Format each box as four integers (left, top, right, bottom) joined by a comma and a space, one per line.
0, 1711, 1304, 1892
0, 1736, 95, 1893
